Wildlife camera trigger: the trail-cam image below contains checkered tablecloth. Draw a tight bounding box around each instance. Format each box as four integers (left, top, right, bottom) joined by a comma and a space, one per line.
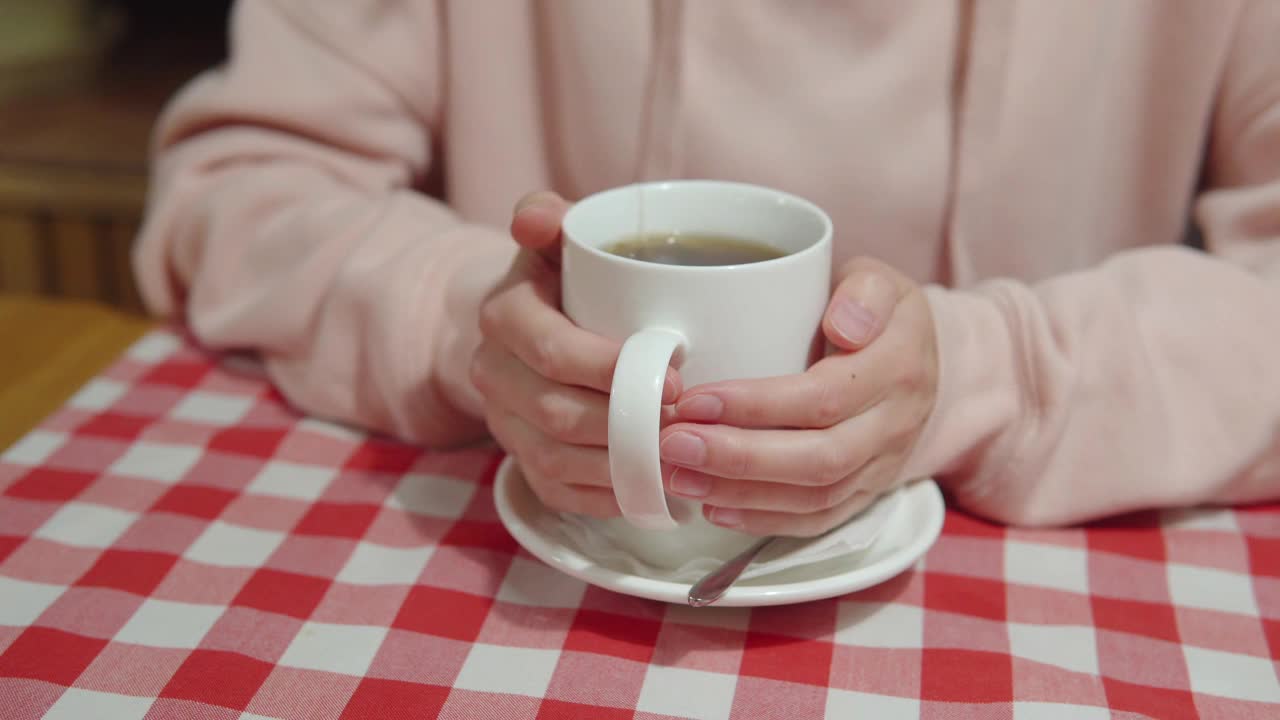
1, 329, 1277, 719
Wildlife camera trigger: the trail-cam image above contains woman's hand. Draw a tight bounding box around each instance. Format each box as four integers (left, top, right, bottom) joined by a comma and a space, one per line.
661, 257, 938, 536
470, 192, 680, 517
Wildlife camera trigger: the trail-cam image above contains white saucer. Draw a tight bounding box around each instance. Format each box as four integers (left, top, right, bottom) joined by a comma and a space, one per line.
492, 456, 945, 606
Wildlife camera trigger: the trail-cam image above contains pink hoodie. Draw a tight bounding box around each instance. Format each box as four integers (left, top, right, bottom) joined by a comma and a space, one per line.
135, 0, 1280, 526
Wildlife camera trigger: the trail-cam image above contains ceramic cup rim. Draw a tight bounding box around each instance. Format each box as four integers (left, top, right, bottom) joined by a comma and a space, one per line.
561, 179, 833, 275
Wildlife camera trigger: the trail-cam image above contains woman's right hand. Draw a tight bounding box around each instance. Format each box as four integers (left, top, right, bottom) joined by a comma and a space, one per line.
470, 192, 680, 517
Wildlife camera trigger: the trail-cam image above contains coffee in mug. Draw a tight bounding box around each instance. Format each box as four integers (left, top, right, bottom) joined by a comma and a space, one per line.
603, 233, 786, 266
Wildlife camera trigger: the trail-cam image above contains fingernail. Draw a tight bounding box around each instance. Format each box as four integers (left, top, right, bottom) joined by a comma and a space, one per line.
675, 394, 723, 422
708, 507, 743, 528
832, 298, 877, 345
669, 469, 711, 498
663, 369, 681, 404
514, 192, 553, 216
660, 431, 706, 466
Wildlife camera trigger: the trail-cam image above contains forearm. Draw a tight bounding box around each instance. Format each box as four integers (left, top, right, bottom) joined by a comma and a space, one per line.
134, 0, 515, 447
909, 246, 1280, 525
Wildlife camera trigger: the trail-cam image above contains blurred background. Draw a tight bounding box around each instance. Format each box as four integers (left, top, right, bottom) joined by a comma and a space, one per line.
0, 0, 232, 315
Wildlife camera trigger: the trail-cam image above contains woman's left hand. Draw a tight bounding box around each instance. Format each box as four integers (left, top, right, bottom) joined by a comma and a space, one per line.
661, 257, 939, 536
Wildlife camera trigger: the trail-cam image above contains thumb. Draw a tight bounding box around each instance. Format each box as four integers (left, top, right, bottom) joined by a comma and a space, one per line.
510, 191, 572, 263
822, 257, 904, 351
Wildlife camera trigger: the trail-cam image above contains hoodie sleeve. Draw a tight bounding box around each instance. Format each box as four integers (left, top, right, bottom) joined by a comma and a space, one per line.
133, 0, 514, 447
904, 0, 1280, 525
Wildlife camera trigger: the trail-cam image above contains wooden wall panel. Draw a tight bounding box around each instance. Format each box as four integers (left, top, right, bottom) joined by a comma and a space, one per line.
49, 216, 102, 301
107, 220, 145, 313
0, 210, 147, 314
0, 213, 43, 294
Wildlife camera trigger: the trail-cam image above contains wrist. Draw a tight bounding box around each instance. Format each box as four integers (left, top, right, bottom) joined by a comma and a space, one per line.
433, 232, 517, 423
900, 284, 1022, 494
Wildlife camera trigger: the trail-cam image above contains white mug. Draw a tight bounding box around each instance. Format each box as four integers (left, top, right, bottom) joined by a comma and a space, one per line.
561, 180, 832, 567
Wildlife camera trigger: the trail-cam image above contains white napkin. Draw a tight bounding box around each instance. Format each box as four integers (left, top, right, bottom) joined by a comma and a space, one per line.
540, 489, 902, 584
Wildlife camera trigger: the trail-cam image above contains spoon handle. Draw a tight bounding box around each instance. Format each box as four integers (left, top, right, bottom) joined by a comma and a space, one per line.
687, 536, 776, 607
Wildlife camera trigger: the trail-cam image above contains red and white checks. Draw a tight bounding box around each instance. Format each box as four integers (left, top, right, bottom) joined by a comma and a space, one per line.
1, 330, 1278, 719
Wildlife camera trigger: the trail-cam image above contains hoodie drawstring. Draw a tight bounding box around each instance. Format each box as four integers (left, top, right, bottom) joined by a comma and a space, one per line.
635, 0, 685, 182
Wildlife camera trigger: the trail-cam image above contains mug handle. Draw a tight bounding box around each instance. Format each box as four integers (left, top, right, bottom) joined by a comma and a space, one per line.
609, 327, 687, 530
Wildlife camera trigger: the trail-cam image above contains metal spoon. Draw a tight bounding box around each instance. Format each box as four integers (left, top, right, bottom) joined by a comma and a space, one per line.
686, 536, 776, 607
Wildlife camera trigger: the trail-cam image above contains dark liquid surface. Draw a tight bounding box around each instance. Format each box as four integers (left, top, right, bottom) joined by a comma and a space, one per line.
603, 233, 787, 266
